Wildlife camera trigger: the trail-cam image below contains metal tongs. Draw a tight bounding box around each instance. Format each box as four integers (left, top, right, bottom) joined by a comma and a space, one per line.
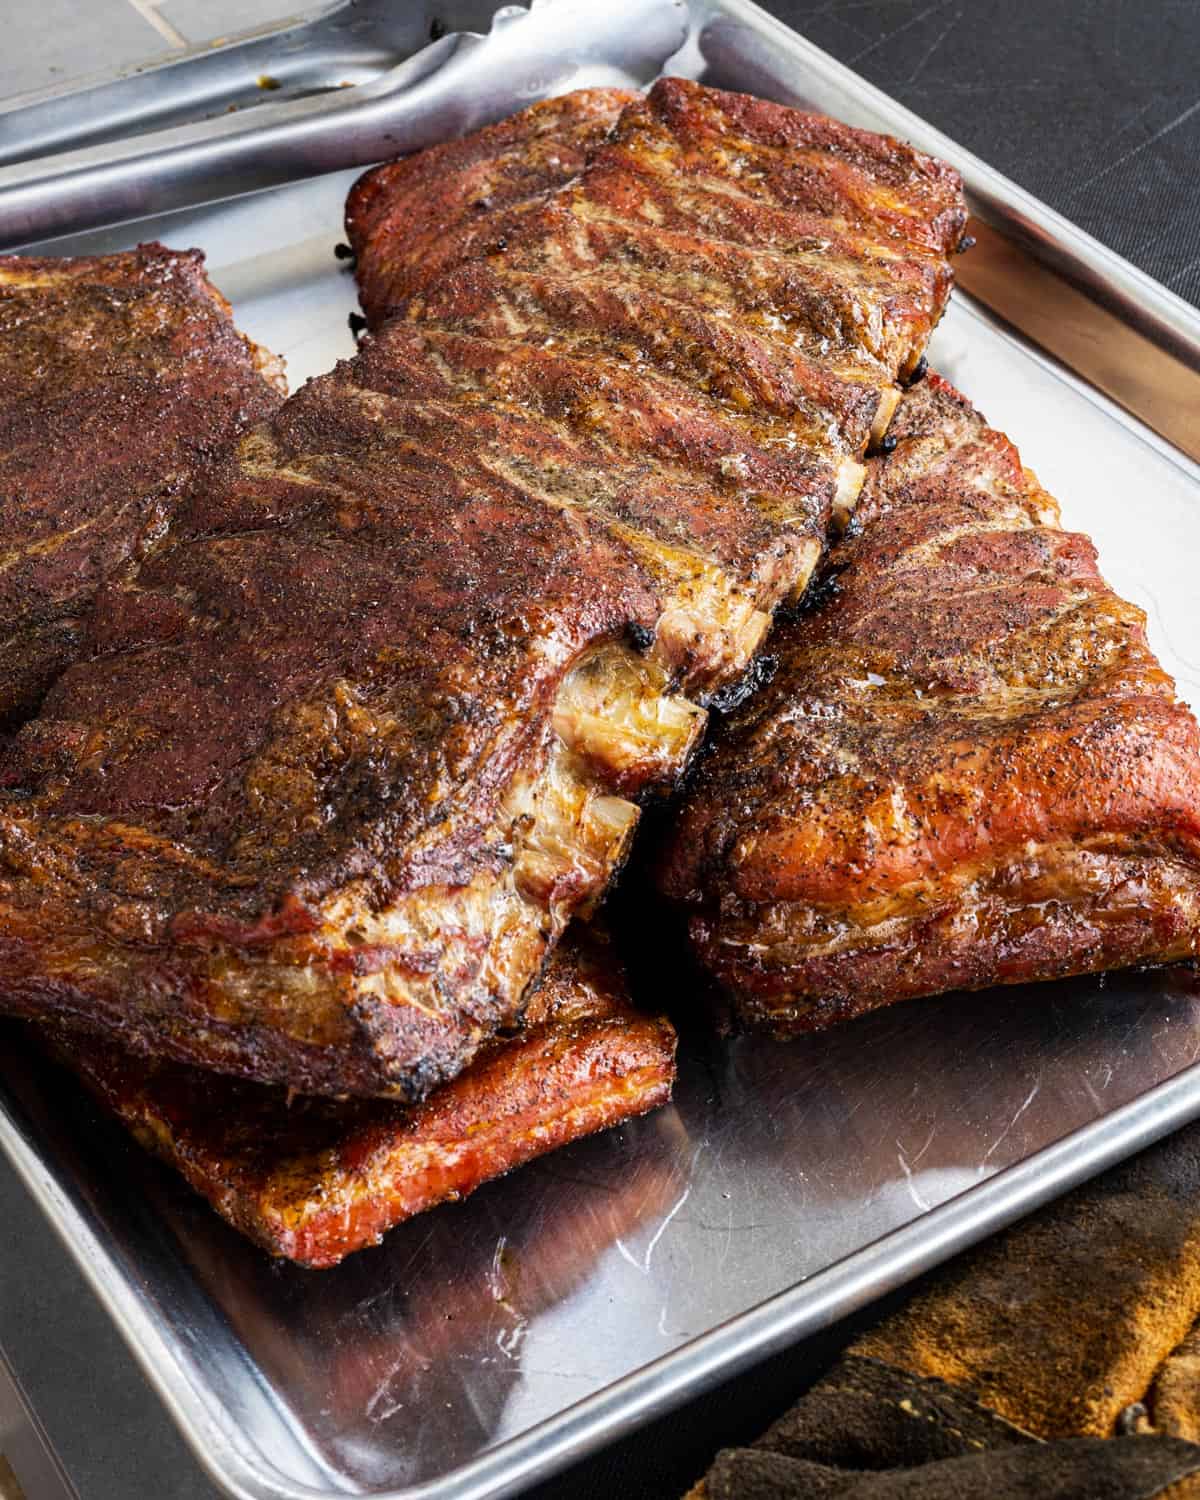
0, 0, 688, 249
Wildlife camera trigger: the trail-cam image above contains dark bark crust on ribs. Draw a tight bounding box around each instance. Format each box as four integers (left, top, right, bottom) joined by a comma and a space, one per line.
0, 371, 667, 1097
48, 930, 676, 1269
659, 374, 1200, 1032
0, 83, 963, 1099
0, 245, 285, 725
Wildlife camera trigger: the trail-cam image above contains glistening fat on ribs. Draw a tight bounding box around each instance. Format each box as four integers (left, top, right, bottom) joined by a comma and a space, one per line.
0, 81, 964, 1100
659, 374, 1200, 1031
0, 246, 285, 725
48, 929, 676, 1269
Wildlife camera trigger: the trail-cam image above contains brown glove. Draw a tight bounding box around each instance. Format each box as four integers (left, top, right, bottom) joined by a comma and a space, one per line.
689, 1116, 1200, 1497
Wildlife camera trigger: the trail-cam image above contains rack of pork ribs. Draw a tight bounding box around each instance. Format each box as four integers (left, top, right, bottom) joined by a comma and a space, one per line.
11, 78, 1193, 1269
659, 372, 1200, 1031
0, 78, 962, 1103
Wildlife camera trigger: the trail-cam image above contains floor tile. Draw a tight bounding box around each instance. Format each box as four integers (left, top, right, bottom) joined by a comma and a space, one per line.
0, 0, 169, 103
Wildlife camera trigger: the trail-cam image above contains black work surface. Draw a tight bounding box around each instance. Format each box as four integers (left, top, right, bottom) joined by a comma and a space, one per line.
2, 2, 1198, 1498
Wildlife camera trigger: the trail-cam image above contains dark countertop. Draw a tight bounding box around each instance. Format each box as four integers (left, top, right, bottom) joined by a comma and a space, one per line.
780, 0, 1200, 310
2, 2, 1198, 1496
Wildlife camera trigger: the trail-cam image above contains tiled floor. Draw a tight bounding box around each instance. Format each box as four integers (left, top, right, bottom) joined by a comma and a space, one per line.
157, 0, 310, 47
1, 0, 310, 102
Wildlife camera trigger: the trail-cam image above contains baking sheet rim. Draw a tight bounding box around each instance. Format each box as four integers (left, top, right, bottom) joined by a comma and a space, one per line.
3, 1, 1200, 1495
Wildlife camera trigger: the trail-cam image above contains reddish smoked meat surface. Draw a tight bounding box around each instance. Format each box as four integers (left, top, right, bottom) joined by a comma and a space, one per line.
346, 87, 635, 326
0, 245, 284, 723
660, 374, 1200, 1031
52, 931, 676, 1268
0, 83, 963, 1101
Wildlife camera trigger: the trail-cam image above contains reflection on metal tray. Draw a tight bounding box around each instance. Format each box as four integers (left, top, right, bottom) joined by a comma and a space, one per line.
2, 2, 1200, 1498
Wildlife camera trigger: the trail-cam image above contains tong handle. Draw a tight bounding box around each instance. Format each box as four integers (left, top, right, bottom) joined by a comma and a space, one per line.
0, 0, 396, 169
0, 0, 687, 250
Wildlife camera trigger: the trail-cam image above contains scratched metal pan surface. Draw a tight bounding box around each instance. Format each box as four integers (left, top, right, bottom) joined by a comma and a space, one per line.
3, 2, 1200, 1497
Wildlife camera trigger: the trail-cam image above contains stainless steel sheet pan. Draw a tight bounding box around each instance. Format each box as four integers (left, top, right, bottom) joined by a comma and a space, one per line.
2, 4, 1200, 1497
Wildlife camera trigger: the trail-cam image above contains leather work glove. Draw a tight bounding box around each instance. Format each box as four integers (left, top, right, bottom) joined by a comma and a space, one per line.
689, 1116, 1200, 1498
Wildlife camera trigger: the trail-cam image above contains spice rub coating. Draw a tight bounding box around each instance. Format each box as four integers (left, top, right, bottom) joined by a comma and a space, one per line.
352, 78, 966, 471
0, 84, 963, 1099
346, 87, 634, 325
660, 374, 1200, 1031
0, 361, 676, 1099
0, 245, 285, 724
52, 930, 676, 1268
